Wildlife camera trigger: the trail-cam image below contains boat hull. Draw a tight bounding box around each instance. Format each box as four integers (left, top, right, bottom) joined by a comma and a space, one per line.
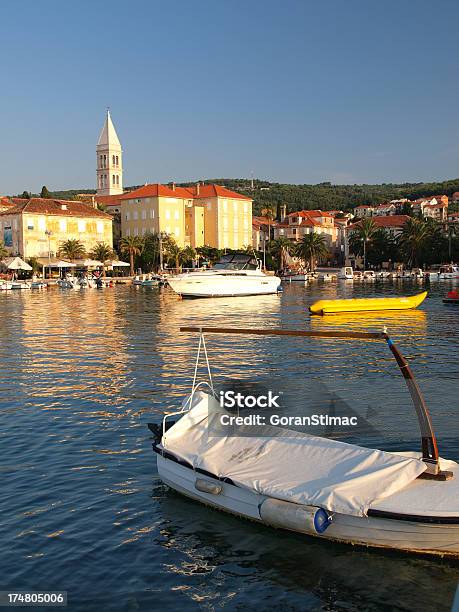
168, 274, 281, 297
309, 291, 428, 315
157, 454, 459, 556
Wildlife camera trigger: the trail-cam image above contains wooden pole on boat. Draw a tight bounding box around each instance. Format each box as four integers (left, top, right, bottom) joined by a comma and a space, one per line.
180, 326, 449, 479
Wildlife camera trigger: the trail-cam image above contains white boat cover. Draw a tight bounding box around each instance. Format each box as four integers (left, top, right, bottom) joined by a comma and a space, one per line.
162, 392, 427, 517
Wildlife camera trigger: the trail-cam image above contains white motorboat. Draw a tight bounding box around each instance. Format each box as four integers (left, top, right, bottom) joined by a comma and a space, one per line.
167, 254, 281, 298
149, 326, 459, 557
438, 265, 459, 281
281, 271, 308, 282
363, 270, 376, 281
320, 272, 334, 282
11, 281, 31, 290
338, 266, 354, 280
0, 279, 13, 291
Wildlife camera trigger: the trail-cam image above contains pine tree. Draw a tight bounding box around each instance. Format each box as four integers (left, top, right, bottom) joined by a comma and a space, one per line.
40, 186, 51, 199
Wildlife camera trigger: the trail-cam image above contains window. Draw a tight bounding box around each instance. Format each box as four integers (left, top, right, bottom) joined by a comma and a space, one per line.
134, 227, 139, 236
27, 223, 34, 230
233, 201, 238, 212
223, 218, 229, 230
38, 217, 46, 231
174, 210, 179, 220
78, 220, 86, 232
222, 200, 228, 212
96, 221, 104, 234
126, 212, 130, 221
133, 211, 138, 220
116, 155, 119, 166
207, 202, 212, 211
99, 155, 103, 168
233, 218, 239, 230
149, 209, 155, 219
174, 226, 180, 236
141, 210, 146, 220
112, 175, 116, 185
243, 202, 248, 214
112, 155, 115, 165
126, 228, 131, 236
165, 210, 171, 220
59, 219, 67, 232
103, 154, 107, 167
116, 175, 119, 185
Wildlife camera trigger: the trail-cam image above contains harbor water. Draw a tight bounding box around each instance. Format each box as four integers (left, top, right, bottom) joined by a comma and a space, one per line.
0, 282, 458, 611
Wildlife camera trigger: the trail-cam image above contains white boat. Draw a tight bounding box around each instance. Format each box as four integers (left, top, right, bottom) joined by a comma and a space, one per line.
320, 272, 334, 282
141, 274, 162, 287
438, 264, 459, 280
11, 281, 31, 290
0, 279, 13, 291
132, 275, 144, 286
281, 271, 308, 282
363, 270, 376, 281
338, 266, 354, 280
149, 326, 459, 557
167, 254, 281, 298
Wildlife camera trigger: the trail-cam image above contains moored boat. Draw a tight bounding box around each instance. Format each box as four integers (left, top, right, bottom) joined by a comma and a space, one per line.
309, 291, 427, 315
167, 253, 281, 298
443, 290, 459, 305
149, 326, 459, 557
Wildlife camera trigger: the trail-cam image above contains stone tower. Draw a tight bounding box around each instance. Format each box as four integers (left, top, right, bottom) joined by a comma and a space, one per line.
96, 110, 123, 195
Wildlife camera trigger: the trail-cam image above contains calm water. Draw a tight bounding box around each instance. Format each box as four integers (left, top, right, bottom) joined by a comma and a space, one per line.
0, 281, 458, 611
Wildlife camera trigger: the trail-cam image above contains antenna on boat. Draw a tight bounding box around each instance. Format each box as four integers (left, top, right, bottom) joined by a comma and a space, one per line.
180, 326, 452, 481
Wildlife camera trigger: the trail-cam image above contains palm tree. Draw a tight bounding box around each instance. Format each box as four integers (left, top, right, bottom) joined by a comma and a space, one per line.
398, 218, 432, 267
261, 205, 276, 242
120, 235, 144, 276
348, 218, 378, 270
58, 239, 86, 262
89, 242, 114, 277
269, 236, 294, 270
0, 240, 8, 260
295, 232, 329, 272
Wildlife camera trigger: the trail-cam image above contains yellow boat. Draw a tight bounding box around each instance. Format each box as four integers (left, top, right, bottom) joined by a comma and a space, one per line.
309, 291, 427, 315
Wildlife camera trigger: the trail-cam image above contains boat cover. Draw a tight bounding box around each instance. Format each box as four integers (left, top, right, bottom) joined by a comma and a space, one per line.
161, 392, 427, 517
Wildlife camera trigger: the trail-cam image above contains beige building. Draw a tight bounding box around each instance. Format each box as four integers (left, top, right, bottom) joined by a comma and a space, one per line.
274, 210, 339, 250
0, 198, 113, 258
119, 182, 252, 249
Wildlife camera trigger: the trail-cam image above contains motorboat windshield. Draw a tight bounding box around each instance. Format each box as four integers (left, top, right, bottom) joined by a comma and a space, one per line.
212, 253, 259, 271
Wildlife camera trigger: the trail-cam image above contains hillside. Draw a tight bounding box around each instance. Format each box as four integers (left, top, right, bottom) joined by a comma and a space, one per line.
17, 178, 459, 215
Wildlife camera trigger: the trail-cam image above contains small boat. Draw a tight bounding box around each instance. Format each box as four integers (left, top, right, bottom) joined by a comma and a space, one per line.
11, 281, 31, 290
338, 266, 354, 280
281, 271, 308, 282
0, 279, 13, 291
132, 275, 144, 286
167, 253, 281, 298
30, 279, 47, 289
443, 290, 459, 305
320, 272, 334, 282
141, 274, 161, 287
149, 326, 458, 557
363, 270, 376, 281
438, 264, 459, 280
309, 291, 427, 315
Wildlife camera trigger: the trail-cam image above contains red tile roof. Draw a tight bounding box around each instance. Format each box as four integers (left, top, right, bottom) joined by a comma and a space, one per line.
119, 183, 252, 202
349, 215, 410, 230
0, 198, 112, 219
94, 193, 125, 207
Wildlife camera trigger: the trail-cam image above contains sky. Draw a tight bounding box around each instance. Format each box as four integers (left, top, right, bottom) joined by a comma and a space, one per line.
1, 0, 459, 194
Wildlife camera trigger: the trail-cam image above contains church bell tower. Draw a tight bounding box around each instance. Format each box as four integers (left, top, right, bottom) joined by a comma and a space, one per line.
96, 109, 123, 195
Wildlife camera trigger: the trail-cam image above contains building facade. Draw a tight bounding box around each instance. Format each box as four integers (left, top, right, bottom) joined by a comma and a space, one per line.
273, 210, 339, 250
119, 183, 252, 249
0, 198, 113, 258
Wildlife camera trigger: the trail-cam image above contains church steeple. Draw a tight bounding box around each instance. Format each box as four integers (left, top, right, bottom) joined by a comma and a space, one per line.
96, 109, 123, 195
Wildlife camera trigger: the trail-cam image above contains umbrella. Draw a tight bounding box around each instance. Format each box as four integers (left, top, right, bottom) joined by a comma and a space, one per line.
55, 260, 76, 268
74, 259, 103, 267
106, 260, 130, 267
1, 257, 33, 271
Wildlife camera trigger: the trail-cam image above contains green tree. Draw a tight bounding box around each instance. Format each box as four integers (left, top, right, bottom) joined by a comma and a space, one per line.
268, 236, 294, 270
58, 239, 86, 262
120, 235, 144, 275
89, 242, 114, 277
196, 245, 223, 265
261, 205, 276, 241
348, 218, 379, 269
26, 257, 41, 273
40, 186, 51, 199
20, 191, 31, 199
397, 218, 432, 267
295, 233, 329, 272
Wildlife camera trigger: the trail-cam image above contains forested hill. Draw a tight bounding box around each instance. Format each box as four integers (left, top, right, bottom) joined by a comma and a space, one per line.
20, 177, 459, 215
205, 178, 459, 215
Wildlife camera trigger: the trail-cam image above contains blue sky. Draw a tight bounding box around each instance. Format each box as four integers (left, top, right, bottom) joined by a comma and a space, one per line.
1, 0, 459, 194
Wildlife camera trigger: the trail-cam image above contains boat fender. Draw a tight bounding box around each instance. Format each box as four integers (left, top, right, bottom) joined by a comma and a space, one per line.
259, 498, 331, 534
195, 478, 222, 495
